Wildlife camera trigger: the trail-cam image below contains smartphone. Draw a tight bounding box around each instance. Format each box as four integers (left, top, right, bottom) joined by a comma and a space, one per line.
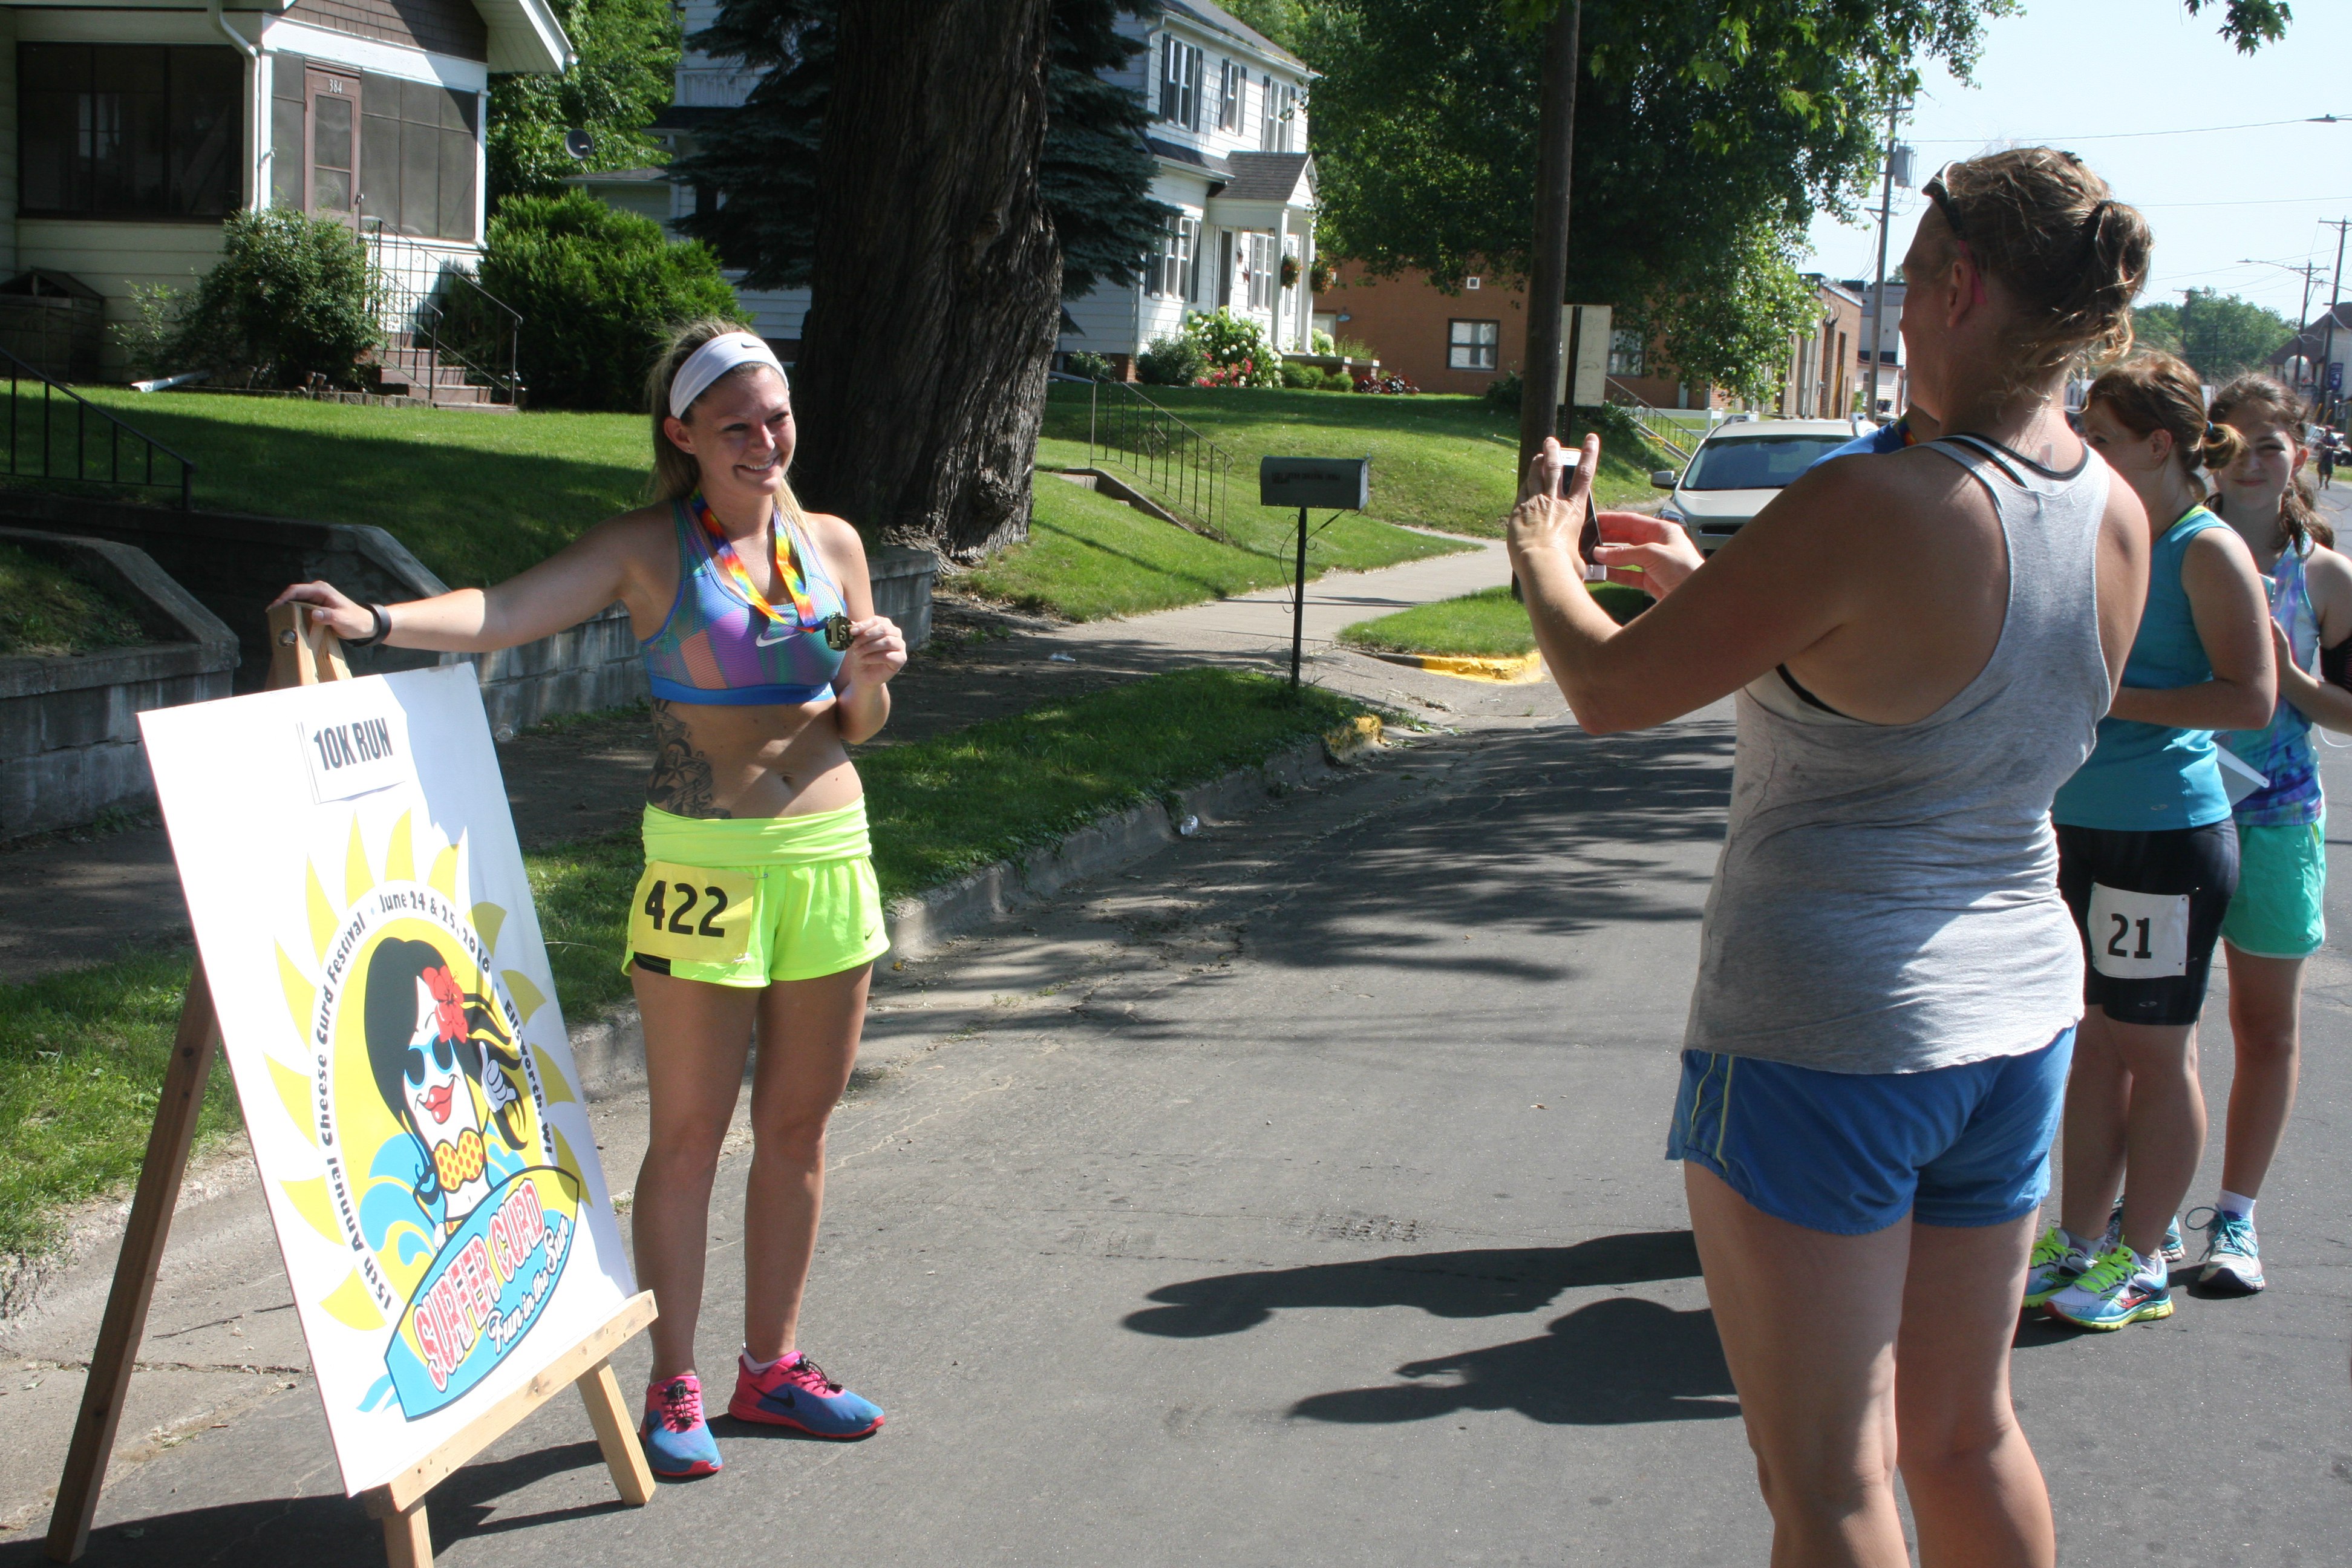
1560, 449, 1606, 583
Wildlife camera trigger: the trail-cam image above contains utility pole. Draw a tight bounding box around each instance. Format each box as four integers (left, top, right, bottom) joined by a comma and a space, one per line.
2323, 218, 2351, 423
2239, 257, 2325, 400
1864, 100, 1905, 425
1517, 0, 1582, 479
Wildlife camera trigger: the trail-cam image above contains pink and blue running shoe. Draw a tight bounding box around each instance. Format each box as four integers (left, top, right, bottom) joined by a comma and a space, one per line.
728, 1353, 883, 1439
641, 1373, 723, 1478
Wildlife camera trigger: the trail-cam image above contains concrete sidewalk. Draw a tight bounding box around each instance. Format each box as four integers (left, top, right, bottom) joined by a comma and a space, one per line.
0, 537, 1511, 985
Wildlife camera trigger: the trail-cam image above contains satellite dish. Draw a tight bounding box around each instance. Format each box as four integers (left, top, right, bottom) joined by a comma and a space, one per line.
563, 128, 595, 161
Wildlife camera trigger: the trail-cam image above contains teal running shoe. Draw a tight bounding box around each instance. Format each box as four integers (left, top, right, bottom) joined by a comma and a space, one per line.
641, 1373, 723, 1478
2106, 1201, 2184, 1262
2046, 1243, 2173, 1330
2189, 1207, 2265, 1295
2023, 1224, 2092, 1310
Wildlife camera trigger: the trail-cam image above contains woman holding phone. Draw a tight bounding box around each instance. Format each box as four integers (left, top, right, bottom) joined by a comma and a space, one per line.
2025, 353, 2273, 1331
273, 319, 900, 1478
1532, 148, 2151, 1566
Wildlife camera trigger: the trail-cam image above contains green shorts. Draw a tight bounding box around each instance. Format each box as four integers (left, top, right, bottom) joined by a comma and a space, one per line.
2219, 813, 2327, 961
622, 800, 890, 987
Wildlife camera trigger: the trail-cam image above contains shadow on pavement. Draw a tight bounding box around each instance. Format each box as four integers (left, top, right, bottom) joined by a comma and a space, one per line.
0, 1439, 616, 1568
1291, 1298, 1739, 1426
1125, 1231, 1703, 1337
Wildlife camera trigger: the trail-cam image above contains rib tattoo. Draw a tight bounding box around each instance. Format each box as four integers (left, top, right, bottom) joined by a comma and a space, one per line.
647, 699, 730, 818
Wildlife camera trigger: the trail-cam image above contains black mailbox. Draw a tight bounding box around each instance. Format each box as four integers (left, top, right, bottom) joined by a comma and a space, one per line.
1259, 456, 1369, 511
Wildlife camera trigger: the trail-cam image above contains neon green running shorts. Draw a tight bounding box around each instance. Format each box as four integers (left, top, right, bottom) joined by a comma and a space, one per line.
2220, 813, 2327, 961
622, 800, 890, 987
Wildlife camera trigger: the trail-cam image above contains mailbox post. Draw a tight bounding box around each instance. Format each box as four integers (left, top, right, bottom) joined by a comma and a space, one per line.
1259, 457, 1371, 691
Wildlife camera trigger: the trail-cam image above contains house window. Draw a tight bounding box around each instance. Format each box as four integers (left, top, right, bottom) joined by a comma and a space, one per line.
1258, 80, 1301, 152
1158, 36, 1202, 129
1148, 213, 1197, 301
1246, 233, 1275, 312
19, 44, 243, 219
1448, 319, 1500, 371
1609, 328, 1645, 377
1218, 60, 1242, 132
354, 73, 479, 242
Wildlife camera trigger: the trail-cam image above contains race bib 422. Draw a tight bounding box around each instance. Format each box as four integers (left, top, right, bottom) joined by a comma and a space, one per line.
629, 863, 756, 967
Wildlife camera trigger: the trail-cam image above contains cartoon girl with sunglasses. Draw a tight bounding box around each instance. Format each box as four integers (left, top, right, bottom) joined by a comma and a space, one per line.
363, 936, 530, 1240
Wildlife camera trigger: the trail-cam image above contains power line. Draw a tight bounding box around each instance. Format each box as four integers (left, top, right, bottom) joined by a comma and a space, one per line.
1910, 114, 2350, 146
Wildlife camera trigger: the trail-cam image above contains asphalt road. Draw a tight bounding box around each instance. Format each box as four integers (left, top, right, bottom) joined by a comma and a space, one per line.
10, 659, 2351, 1565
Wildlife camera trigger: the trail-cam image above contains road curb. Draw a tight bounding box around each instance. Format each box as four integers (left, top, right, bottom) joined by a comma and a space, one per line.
563, 720, 1387, 1099
1362, 649, 1547, 683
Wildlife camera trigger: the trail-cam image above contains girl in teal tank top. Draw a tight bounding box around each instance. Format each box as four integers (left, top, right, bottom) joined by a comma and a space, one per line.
2034, 355, 2276, 1329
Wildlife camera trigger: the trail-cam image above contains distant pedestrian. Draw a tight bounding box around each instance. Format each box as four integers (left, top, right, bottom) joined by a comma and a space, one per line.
2316, 430, 2336, 489
1514, 147, 2152, 1567
2197, 373, 2352, 1295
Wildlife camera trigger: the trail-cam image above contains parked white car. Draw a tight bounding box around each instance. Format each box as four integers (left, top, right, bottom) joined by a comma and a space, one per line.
1651, 418, 1870, 554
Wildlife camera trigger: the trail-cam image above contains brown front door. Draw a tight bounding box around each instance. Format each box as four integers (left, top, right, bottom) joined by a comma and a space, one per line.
304, 68, 360, 227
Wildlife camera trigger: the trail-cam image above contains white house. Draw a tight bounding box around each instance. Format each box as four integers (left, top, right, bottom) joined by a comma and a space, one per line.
0, 0, 572, 378
589, 0, 1317, 377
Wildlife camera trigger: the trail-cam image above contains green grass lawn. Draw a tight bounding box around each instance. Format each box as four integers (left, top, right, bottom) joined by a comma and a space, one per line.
1339, 581, 1651, 658
0, 667, 1365, 1258
963, 466, 1466, 620
1040, 382, 1668, 540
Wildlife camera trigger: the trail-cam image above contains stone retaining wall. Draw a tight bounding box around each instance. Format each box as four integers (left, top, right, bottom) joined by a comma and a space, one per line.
0, 529, 239, 838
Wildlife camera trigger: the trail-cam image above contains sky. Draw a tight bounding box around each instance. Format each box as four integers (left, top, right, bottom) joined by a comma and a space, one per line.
1800, 0, 2352, 329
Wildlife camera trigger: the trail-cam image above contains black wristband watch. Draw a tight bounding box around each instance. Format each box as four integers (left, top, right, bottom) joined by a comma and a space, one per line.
347, 604, 391, 648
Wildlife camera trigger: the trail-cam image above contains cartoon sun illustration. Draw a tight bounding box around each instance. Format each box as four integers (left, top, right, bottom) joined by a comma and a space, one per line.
255, 810, 596, 1416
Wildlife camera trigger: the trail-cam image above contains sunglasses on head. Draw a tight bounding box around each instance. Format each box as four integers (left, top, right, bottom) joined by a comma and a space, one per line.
405, 1032, 457, 1086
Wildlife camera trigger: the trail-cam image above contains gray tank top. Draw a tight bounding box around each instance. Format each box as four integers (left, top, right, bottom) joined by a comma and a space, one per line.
1682, 434, 2113, 1074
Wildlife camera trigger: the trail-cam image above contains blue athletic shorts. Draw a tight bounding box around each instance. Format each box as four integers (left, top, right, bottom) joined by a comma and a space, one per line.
1664, 1029, 2076, 1236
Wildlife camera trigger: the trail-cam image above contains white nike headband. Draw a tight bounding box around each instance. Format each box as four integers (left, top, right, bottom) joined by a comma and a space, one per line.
668, 332, 788, 419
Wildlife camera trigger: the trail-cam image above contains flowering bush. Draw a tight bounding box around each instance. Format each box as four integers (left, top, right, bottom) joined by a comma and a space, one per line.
1138, 333, 1207, 386
1354, 371, 1420, 395
1182, 309, 1282, 388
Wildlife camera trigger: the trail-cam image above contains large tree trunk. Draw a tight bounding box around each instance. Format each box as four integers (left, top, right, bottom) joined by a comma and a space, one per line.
792, 0, 1059, 563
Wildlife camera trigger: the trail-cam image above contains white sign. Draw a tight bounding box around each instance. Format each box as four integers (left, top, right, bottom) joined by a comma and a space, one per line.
140, 666, 635, 1497
2087, 882, 2192, 980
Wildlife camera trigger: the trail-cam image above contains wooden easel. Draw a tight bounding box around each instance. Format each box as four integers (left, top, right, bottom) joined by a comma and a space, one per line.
47, 604, 658, 1566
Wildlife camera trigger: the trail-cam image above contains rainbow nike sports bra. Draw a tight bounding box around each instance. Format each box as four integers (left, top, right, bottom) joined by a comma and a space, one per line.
640, 500, 849, 705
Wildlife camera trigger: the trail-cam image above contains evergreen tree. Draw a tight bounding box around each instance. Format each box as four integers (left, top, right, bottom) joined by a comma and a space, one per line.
673, 0, 1166, 297
487, 0, 680, 205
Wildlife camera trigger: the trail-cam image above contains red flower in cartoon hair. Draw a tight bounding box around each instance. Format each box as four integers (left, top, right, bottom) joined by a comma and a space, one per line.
423, 965, 467, 1043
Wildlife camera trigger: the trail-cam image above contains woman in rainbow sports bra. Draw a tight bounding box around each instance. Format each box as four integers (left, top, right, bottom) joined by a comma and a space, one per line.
275, 320, 901, 1477
2197, 373, 2352, 1295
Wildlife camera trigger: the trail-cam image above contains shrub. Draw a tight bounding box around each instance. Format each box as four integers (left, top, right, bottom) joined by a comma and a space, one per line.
1354, 371, 1419, 395
169, 210, 376, 389
1279, 360, 1322, 390
1310, 327, 1336, 355
464, 190, 742, 410
1064, 350, 1116, 381
1332, 335, 1378, 362
1182, 309, 1281, 388
1319, 370, 1353, 392
1137, 333, 1206, 387
1483, 371, 1524, 411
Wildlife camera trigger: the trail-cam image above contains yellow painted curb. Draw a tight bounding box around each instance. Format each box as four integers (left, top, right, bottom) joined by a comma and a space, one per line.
1364, 650, 1547, 684
1323, 714, 1383, 761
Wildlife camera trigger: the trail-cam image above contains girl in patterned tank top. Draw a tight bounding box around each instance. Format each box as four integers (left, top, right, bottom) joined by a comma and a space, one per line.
2196, 375, 2352, 1294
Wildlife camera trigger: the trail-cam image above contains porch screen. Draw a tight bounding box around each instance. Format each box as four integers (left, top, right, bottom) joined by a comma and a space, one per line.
356, 74, 479, 242
19, 45, 243, 219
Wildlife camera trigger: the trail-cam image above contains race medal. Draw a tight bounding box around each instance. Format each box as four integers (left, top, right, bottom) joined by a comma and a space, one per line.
823, 613, 854, 652
629, 863, 756, 968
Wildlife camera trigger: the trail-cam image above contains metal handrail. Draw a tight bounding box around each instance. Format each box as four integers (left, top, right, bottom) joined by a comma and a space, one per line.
1051, 371, 1235, 540
364, 221, 522, 405
0, 345, 195, 509
1600, 377, 1696, 462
